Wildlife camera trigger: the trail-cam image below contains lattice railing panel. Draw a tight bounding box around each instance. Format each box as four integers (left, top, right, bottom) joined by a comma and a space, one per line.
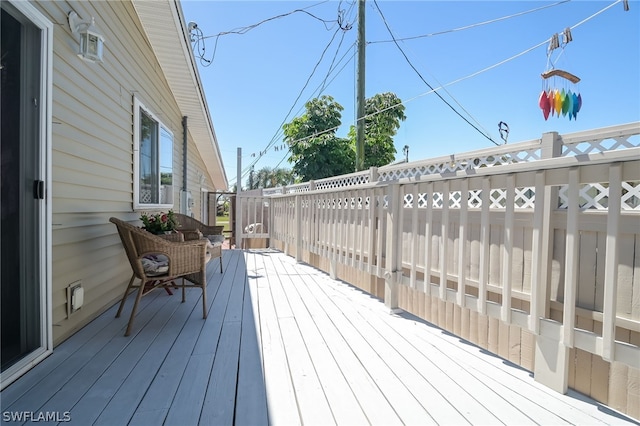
469, 189, 482, 208
449, 191, 462, 208
418, 193, 428, 208
490, 189, 507, 208
562, 135, 640, 157
261, 124, 638, 197
622, 181, 640, 210
558, 181, 640, 210
403, 193, 414, 208
432, 192, 443, 208
400, 188, 536, 210
515, 187, 536, 209
290, 183, 312, 193
378, 147, 544, 183
315, 173, 370, 191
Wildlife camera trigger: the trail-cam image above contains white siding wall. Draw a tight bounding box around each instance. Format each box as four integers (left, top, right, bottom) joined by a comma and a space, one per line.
32, 0, 215, 344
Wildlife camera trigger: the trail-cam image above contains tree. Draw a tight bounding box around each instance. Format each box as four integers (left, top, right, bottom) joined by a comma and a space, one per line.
283, 96, 354, 181
283, 93, 406, 181
245, 166, 295, 189
348, 92, 406, 168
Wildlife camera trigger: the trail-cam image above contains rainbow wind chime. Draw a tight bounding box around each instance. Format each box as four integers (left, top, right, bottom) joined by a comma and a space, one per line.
539, 29, 582, 121
539, 69, 581, 121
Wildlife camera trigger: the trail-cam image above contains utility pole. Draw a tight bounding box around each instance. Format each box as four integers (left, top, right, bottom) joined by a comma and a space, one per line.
355, 0, 366, 171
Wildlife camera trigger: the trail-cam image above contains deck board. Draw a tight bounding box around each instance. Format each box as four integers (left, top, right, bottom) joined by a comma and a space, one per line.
1, 249, 638, 426
298, 263, 437, 425
271, 255, 370, 426
256, 268, 300, 425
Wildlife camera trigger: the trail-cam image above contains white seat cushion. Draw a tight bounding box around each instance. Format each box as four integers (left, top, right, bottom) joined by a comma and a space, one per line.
207, 234, 225, 244
141, 254, 169, 276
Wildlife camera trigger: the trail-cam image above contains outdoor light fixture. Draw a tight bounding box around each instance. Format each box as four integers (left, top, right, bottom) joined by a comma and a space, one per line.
68, 11, 104, 63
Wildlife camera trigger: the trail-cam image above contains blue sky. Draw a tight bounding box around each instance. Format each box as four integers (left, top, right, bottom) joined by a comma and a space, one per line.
181, 1, 639, 188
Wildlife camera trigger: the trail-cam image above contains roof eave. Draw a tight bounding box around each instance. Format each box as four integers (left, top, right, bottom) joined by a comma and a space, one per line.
132, 0, 228, 190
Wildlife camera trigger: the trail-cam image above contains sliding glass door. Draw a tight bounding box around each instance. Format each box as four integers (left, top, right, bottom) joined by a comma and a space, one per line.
1, 0, 52, 390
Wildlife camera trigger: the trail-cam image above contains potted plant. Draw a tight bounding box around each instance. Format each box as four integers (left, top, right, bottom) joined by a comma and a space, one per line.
140, 210, 179, 234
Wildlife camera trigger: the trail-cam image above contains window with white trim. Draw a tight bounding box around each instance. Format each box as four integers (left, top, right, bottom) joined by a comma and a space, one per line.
133, 98, 173, 209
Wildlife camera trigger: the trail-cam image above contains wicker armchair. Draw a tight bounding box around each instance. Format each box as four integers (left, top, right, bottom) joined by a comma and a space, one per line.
172, 214, 224, 273
174, 213, 224, 240
109, 217, 209, 336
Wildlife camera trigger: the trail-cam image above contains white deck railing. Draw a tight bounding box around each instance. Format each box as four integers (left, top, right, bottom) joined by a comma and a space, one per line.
237, 122, 640, 400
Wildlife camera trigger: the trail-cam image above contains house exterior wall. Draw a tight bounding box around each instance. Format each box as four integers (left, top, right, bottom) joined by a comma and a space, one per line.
31, 0, 217, 344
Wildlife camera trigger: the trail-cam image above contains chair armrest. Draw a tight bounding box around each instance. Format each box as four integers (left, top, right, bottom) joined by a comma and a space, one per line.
180, 229, 202, 241
158, 240, 209, 276
157, 232, 184, 242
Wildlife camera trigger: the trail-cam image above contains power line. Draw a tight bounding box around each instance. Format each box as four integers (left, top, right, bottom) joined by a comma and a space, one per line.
229, 0, 626, 183
192, 2, 356, 186
249, 0, 629, 180
270, 44, 358, 172
407, 0, 627, 103
228, 43, 357, 185
241, 27, 343, 175
202, 7, 337, 39
370, 3, 495, 143
372, 0, 500, 146
240, 18, 357, 179
368, 0, 571, 44
191, 1, 333, 67
232, 26, 356, 185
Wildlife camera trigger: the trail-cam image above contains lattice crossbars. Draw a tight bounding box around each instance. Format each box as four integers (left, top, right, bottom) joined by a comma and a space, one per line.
558, 181, 640, 210
469, 189, 482, 208
306, 181, 637, 216
264, 125, 638, 196
379, 149, 543, 183
515, 187, 536, 208
562, 135, 640, 157
315, 173, 370, 191
622, 181, 640, 210
401, 188, 536, 210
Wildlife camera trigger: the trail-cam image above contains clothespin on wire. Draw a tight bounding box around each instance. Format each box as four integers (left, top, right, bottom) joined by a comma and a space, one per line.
498, 121, 509, 144
562, 28, 573, 45
548, 33, 560, 53
623, 0, 629, 11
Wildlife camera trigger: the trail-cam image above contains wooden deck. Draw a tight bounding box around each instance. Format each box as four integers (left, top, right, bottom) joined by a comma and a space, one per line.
1, 249, 637, 425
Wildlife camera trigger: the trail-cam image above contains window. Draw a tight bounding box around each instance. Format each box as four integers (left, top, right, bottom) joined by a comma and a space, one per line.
133, 98, 173, 209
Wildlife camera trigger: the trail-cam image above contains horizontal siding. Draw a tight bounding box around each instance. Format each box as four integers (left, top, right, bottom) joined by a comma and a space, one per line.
29, 0, 216, 345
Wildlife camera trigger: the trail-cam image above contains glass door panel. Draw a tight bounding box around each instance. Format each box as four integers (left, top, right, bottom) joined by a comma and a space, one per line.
1, 2, 45, 376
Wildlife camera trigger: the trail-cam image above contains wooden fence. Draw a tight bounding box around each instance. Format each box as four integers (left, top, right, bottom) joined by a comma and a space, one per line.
238, 123, 640, 419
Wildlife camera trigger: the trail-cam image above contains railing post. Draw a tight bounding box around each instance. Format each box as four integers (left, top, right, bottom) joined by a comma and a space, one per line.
369, 166, 378, 183
384, 182, 401, 313
236, 196, 243, 250
529, 171, 546, 334
534, 130, 570, 394
501, 174, 515, 323
602, 163, 622, 362
295, 194, 302, 263
457, 179, 468, 308
541, 131, 562, 159
538, 130, 562, 320
439, 181, 450, 300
